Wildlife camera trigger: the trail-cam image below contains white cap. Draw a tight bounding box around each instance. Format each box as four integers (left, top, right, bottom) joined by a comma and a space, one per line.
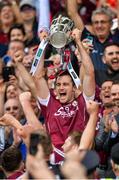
20, 0, 36, 10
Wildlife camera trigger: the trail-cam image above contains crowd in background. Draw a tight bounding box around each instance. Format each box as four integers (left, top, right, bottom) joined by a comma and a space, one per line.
0, 0, 119, 179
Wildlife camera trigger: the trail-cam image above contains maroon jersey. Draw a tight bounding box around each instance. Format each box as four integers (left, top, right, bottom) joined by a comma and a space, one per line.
39, 91, 89, 150
7, 171, 23, 179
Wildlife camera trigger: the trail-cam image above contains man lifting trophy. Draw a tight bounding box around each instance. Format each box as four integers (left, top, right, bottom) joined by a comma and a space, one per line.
30, 15, 80, 88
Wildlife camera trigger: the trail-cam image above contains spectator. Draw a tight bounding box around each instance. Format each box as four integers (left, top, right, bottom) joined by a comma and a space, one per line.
5, 83, 21, 100
8, 23, 26, 42
67, 1, 119, 71
0, 146, 24, 179
19, 0, 39, 46
95, 42, 119, 87
110, 142, 119, 178
2, 39, 25, 65
0, 1, 21, 45
95, 81, 119, 177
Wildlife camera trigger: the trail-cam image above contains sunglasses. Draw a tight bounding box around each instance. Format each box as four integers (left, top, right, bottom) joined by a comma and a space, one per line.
5, 106, 19, 111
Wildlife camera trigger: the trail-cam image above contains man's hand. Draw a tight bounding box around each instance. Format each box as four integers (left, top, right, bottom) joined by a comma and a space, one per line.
13, 50, 24, 63
8, 75, 18, 87
0, 113, 21, 128
19, 91, 32, 103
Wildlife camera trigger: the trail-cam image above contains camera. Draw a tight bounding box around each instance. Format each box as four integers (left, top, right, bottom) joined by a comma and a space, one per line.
86, 36, 93, 45
2, 66, 15, 82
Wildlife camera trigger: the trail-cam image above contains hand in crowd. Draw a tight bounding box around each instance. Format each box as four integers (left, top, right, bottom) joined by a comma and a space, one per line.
61, 148, 87, 179
110, 116, 119, 133
17, 124, 37, 148
12, 127, 22, 147
8, 75, 18, 87
13, 50, 25, 63
65, 148, 83, 162
103, 112, 118, 133
0, 113, 22, 128
26, 145, 55, 179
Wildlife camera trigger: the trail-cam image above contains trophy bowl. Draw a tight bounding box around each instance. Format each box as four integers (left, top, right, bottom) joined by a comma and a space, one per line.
49, 15, 74, 49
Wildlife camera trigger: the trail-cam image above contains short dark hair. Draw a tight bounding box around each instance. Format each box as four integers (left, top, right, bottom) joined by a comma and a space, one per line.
8, 24, 26, 40
112, 80, 119, 85
39, 132, 53, 157
29, 130, 53, 157
55, 70, 75, 86
104, 42, 119, 52
111, 143, 119, 165
0, 146, 22, 172
101, 79, 114, 87
0, 1, 11, 12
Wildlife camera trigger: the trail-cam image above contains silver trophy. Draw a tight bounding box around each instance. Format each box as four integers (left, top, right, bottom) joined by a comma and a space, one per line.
49, 15, 74, 49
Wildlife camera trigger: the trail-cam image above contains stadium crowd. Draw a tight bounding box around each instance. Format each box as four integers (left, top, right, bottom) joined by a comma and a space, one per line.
0, 0, 119, 179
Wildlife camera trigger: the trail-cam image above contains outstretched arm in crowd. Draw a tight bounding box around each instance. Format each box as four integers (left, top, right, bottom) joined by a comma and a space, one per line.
14, 51, 38, 98
0, 112, 43, 148
72, 28, 95, 98
66, 0, 84, 31
24, 145, 55, 179
79, 100, 99, 150
0, 113, 23, 129
33, 48, 50, 100
19, 91, 43, 130
9, 0, 23, 24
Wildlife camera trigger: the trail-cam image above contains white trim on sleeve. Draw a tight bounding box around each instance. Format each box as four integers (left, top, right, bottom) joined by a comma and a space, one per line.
37, 93, 50, 107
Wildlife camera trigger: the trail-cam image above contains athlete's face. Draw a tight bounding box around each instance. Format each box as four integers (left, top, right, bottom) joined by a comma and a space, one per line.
55, 75, 75, 104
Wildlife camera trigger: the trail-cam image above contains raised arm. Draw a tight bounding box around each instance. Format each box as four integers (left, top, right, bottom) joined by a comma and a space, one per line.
66, 0, 84, 31
19, 91, 43, 130
72, 28, 95, 97
14, 51, 38, 98
79, 100, 99, 150
0, 113, 23, 129
10, 0, 23, 24
33, 46, 50, 99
